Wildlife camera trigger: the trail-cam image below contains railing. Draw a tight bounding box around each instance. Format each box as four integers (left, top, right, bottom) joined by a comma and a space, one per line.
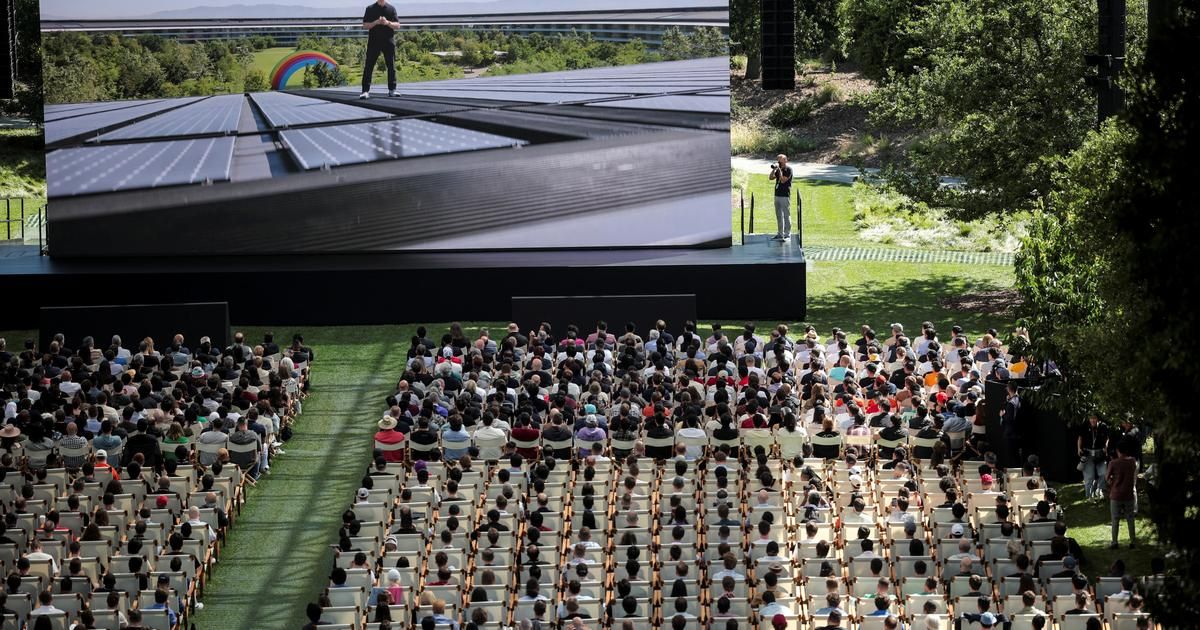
1, 196, 47, 254
735, 188, 803, 246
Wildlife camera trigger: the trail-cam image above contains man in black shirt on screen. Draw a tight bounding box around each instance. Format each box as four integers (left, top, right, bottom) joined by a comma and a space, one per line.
361, 0, 400, 99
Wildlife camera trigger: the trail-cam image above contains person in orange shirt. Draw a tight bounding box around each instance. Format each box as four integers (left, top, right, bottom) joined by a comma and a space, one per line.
93, 449, 121, 480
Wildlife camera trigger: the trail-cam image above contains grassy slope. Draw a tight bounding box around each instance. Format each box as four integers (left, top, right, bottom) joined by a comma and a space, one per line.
1055, 482, 1162, 578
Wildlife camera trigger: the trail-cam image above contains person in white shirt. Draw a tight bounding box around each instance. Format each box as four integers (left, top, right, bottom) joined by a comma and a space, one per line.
25, 539, 60, 576
186, 505, 217, 543
58, 370, 81, 396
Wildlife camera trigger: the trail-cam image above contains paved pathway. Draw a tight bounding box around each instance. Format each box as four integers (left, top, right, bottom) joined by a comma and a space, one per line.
730, 157, 873, 183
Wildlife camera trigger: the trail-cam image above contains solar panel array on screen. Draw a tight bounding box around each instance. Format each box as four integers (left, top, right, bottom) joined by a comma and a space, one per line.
280, 119, 527, 170
47, 137, 235, 198
45, 99, 165, 122
585, 93, 730, 114
95, 94, 245, 141
249, 91, 389, 128
44, 97, 206, 145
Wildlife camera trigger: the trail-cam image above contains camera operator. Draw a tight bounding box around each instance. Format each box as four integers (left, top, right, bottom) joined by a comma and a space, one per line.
1078, 413, 1110, 499
767, 154, 793, 241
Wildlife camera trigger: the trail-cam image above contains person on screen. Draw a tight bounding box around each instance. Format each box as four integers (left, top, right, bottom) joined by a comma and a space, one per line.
361, 0, 400, 99
768, 153, 794, 241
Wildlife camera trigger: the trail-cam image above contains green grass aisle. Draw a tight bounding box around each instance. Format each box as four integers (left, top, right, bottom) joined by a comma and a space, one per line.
1056, 482, 1162, 577
192, 325, 414, 630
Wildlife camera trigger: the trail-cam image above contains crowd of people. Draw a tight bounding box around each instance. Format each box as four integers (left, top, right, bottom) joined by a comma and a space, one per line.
0, 331, 311, 628
307, 321, 1159, 630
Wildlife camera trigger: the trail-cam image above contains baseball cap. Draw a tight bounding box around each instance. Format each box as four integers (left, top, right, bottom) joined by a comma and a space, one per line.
903, 518, 917, 534
413, 460, 427, 472
155, 495, 169, 508
356, 488, 370, 500
980, 612, 997, 627
583, 404, 597, 414
96, 449, 107, 459
772, 613, 788, 628
951, 524, 964, 537
1063, 555, 1077, 569
191, 367, 204, 378
981, 473, 994, 485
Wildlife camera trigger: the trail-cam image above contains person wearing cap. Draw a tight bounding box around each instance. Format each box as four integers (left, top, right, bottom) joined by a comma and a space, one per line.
373, 415, 406, 463
93, 449, 121, 480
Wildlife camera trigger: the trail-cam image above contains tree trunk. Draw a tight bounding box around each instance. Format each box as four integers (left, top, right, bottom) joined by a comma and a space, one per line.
746, 52, 761, 81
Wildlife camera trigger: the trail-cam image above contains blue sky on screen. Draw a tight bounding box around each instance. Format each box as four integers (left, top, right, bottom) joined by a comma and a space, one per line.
41, 0, 715, 20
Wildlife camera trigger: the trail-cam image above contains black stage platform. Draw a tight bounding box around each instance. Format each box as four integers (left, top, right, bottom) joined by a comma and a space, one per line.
0, 242, 806, 328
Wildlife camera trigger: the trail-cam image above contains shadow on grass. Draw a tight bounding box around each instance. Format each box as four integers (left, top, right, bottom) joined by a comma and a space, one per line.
1057, 483, 1162, 578
802, 272, 1015, 337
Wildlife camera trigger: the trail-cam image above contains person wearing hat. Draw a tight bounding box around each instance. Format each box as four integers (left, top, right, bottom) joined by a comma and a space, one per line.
94, 449, 121, 480
373, 415, 406, 463
0, 423, 22, 447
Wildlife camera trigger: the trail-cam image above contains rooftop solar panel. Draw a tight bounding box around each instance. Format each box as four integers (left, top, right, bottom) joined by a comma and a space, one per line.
47, 137, 235, 198
93, 94, 246, 141
585, 94, 730, 114
45, 99, 166, 122
250, 91, 390, 128
385, 89, 621, 104
45, 97, 206, 145
280, 119, 527, 170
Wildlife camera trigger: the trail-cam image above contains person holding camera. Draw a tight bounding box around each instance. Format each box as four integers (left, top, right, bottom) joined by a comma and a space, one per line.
768, 154, 794, 241
1078, 413, 1110, 499
360, 0, 400, 99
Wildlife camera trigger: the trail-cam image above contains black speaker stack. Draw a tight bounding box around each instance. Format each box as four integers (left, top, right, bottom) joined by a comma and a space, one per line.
761, 0, 795, 90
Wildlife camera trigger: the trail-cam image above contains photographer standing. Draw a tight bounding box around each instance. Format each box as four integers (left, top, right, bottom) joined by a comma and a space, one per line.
768, 154, 793, 241
360, 0, 400, 99
1078, 413, 1110, 499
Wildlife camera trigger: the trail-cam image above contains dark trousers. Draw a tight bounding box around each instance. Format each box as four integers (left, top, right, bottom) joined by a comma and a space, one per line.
362, 39, 396, 93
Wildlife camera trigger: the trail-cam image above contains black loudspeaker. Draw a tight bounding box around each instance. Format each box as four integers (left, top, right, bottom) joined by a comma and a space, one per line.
2, 0, 14, 99
761, 0, 795, 90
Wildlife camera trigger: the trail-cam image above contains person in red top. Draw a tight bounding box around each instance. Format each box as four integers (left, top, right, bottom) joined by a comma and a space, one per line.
511, 416, 541, 460
94, 449, 121, 480
1106, 439, 1139, 549
374, 417, 406, 463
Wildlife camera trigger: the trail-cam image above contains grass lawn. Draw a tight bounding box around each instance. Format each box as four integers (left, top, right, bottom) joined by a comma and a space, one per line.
251, 47, 361, 89
731, 174, 862, 246
1053, 482, 1163, 578
0, 127, 46, 241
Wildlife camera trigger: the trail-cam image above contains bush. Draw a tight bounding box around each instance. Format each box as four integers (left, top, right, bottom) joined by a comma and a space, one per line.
730, 55, 747, 71
731, 122, 818, 156
767, 99, 816, 127
815, 82, 843, 105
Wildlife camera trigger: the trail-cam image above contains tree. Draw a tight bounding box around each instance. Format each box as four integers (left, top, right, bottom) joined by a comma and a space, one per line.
837, 0, 928, 80
863, 0, 1147, 220
796, 0, 839, 60
243, 69, 268, 93
43, 56, 110, 104
730, 0, 762, 79
1014, 0, 1200, 621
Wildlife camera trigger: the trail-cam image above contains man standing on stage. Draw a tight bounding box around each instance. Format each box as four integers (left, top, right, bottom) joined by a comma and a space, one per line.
768, 154, 793, 241
360, 0, 400, 99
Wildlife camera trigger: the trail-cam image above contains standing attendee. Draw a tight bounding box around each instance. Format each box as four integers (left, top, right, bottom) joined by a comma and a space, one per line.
1078, 413, 1110, 499
1106, 440, 1139, 549
768, 154, 794, 241
360, 0, 400, 99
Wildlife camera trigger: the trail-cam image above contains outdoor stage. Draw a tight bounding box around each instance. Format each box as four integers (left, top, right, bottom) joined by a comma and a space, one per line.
0, 240, 807, 329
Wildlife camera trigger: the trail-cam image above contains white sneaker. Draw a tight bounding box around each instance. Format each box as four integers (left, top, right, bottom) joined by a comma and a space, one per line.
388, 89, 398, 97
359, 92, 370, 100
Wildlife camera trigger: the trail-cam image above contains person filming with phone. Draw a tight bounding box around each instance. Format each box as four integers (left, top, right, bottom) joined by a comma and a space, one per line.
768, 154, 794, 241
360, 0, 400, 99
